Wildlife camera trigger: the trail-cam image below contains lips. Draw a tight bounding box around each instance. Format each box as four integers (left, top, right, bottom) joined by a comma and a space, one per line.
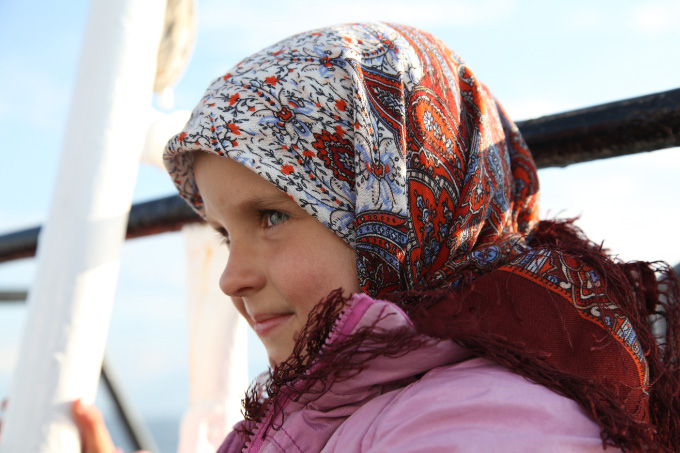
252, 313, 294, 336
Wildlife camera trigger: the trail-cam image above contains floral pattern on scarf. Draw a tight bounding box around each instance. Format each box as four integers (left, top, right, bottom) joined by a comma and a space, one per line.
164, 22, 539, 297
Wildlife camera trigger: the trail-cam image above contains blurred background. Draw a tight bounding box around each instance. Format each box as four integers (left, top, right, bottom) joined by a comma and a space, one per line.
1, 0, 679, 451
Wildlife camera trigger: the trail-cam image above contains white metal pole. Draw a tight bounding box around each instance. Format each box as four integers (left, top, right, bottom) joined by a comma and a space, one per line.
0, 0, 167, 451
178, 224, 249, 453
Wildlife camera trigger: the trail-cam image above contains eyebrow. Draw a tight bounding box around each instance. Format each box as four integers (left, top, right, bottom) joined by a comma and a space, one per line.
204, 192, 296, 232
240, 193, 294, 212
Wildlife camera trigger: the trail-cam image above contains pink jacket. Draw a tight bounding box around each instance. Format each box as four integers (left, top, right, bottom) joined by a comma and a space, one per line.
219, 294, 615, 452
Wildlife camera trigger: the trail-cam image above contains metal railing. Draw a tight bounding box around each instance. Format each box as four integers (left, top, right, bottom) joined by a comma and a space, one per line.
1, 88, 679, 263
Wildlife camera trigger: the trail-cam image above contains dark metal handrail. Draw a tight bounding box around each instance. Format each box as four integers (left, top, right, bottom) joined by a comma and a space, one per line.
0, 196, 197, 264
517, 87, 680, 167
101, 357, 160, 452
1, 87, 679, 264
0, 290, 28, 302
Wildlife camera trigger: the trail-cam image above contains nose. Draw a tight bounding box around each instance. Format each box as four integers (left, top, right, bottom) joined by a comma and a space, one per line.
219, 241, 266, 297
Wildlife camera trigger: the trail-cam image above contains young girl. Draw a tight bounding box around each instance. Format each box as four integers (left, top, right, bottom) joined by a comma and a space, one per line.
77, 22, 679, 452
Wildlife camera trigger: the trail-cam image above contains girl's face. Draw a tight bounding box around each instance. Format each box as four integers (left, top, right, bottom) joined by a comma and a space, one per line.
193, 152, 361, 367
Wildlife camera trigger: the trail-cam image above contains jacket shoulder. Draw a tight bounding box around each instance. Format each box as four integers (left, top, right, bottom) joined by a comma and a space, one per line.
323, 357, 613, 452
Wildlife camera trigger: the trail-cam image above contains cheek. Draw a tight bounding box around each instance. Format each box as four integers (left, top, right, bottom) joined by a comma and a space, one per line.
274, 249, 329, 317
231, 296, 253, 327
272, 235, 358, 320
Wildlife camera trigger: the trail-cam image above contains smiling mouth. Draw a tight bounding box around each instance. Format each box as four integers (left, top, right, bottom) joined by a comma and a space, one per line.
253, 314, 294, 336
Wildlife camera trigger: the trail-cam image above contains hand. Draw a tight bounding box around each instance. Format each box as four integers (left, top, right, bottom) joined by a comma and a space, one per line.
2, 399, 120, 452
72, 399, 118, 453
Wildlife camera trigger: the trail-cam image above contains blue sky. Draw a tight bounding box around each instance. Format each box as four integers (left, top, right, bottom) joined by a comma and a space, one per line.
1, 0, 679, 448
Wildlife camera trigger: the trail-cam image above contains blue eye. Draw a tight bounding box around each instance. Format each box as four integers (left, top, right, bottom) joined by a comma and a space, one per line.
266, 211, 288, 227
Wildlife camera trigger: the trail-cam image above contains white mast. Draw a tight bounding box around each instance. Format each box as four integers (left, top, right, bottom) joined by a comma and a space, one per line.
0, 0, 167, 450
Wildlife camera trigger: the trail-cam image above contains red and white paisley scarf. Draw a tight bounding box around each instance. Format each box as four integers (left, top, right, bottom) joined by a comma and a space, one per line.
164, 23, 679, 451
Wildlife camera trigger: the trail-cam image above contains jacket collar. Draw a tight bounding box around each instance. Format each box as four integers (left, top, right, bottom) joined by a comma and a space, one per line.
245, 293, 471, 452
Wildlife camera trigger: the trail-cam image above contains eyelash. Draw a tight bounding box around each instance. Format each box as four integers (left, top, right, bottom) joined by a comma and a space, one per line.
215, 228, 230, 246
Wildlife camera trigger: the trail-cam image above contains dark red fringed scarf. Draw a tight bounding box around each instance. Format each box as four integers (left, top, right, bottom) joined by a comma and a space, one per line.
393, 218, 680, 451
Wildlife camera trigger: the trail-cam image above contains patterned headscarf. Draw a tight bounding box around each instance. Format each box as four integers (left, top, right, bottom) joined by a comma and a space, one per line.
164, 22, 539, 297
165, 23, 678, 450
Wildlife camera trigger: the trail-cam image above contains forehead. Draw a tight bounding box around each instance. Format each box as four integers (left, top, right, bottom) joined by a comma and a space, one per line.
193, 151, 275, 191
192, 152, 298, 214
